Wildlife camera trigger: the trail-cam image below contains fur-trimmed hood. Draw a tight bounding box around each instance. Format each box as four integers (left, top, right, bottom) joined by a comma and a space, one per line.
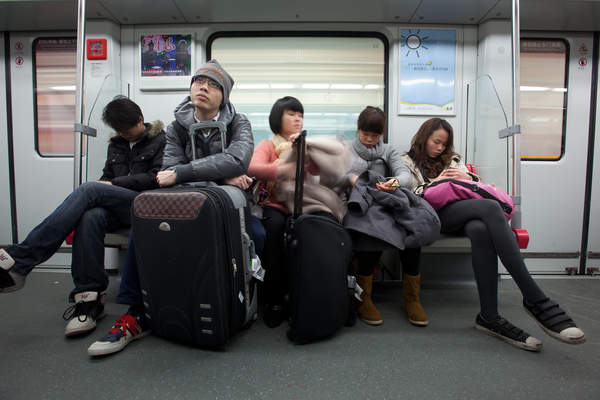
109, 120, 165, 142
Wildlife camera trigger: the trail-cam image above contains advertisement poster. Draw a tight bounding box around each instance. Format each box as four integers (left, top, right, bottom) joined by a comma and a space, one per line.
399, 29, 456, 115
141, 34, 191, 77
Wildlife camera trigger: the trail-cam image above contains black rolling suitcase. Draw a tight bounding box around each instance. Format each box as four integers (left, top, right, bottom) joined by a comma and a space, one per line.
132, 121, 258, 348
285, 131, 353, 343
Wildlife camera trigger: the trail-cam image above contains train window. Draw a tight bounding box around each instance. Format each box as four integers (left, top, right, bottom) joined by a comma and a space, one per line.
520, 39, 568, 160
33, 37, 78, 157
209, 34, 386, 144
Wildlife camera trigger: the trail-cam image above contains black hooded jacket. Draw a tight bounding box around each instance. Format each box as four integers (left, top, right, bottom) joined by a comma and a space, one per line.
100, 121, 166, 192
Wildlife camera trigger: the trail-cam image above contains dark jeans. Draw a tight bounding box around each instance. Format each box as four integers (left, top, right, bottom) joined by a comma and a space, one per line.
438, 199, 546, 320
116, 215, 266, 307
355, 247, 421, 276
6, 181, 138, 301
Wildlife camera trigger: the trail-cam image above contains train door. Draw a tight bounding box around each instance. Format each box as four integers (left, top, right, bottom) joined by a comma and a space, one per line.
519, 33, 594, 273
9, 32, 76, 263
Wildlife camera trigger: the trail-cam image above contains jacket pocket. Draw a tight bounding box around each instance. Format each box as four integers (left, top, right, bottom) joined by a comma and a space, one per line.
106, 153, 127, 165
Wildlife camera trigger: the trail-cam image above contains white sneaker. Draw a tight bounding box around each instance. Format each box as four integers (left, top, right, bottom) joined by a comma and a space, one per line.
63, 291, 106, 337
0, 249, 25, 293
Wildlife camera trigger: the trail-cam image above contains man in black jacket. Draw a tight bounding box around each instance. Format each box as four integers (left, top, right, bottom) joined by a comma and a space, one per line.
0, 97, 166, 338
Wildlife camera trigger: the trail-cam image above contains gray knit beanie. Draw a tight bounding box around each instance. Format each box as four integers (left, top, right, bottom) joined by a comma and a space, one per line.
190, 59, 234, 109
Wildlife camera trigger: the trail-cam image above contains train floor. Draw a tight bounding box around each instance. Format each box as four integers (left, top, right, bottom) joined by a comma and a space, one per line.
1, 271, 599, 400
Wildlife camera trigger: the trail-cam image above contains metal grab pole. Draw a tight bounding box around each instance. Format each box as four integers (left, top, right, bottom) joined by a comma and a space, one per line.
73, 0, 86, 189
510, 0, 522, 229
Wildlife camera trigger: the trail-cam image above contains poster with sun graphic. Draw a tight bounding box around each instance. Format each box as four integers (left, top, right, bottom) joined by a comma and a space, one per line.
399, 29, 456, 115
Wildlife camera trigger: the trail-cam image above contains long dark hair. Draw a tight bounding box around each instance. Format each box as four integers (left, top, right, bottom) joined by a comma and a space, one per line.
408, 118, 457, 179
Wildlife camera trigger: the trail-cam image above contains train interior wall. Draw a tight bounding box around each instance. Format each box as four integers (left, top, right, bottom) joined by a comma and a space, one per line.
1, 19, 600, 275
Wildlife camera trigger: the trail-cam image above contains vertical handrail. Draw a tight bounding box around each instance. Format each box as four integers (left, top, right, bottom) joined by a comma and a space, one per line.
510, 0, 522, 229
579, 32, 599, 275
73, 0, 86, 189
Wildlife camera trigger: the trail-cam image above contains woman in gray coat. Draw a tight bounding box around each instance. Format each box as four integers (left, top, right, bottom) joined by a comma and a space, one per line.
345, 106, 428, 327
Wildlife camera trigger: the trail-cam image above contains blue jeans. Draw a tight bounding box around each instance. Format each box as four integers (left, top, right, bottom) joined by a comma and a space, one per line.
6, 181, 138, 301
116, 216, 266, 307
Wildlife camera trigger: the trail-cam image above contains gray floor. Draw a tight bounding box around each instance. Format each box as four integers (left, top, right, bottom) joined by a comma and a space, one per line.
1, 272, 599, 400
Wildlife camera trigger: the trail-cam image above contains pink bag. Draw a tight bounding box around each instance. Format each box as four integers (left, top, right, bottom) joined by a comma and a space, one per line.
423, 179, 514, 220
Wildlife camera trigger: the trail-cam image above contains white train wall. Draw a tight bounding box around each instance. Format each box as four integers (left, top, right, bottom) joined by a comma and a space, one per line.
1, 19, 598, 273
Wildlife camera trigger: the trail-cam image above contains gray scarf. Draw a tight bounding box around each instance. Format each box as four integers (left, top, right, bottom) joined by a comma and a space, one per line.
352, 137, 385, 161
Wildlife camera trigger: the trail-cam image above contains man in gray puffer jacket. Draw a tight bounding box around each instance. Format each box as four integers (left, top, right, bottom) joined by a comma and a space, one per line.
157, 59, 254, 188
87, 60, 263, 357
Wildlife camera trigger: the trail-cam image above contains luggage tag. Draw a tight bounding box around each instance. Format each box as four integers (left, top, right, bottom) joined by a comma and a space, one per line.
250, 256, 265, 282
347, 275, 363, 301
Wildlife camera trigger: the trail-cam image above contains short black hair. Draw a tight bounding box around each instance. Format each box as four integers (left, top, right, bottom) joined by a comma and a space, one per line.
269, 96, 304, 134
357, 106, 385, 134
102, 97, 143, 133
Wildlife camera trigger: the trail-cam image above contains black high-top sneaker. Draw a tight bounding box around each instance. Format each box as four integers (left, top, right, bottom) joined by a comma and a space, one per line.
63, 291, 106, 337
524, 298, 586, 344
475, 313, 543, 352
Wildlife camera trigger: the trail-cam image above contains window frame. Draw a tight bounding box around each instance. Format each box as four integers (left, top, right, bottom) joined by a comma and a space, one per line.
520, 37, 570, 162
206, 31, 390, 141
32, 36, 77, 158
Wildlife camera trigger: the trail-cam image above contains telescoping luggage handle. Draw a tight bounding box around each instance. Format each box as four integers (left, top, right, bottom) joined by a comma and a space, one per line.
188, 120, 227, 160
180, 121, 227, 188
293, 130, 307, 219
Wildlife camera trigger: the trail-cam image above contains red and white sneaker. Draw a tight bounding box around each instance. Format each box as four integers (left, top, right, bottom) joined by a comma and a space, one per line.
63, 291, 106, 337
88, 310, 150, 356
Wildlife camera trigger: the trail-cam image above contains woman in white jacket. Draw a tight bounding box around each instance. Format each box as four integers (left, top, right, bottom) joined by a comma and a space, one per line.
403, 117, 585, 351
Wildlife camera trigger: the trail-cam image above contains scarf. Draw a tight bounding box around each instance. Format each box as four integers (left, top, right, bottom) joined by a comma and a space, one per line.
272, 134, 293, 157
352, 137, 385, 162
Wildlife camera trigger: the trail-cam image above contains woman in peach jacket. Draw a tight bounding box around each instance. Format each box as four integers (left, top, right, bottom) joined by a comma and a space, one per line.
248, 96, 305, 328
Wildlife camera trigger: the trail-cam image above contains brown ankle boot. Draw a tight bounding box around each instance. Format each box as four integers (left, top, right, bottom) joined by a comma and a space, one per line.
402, 273, 428, 326
357, 275, 383, 326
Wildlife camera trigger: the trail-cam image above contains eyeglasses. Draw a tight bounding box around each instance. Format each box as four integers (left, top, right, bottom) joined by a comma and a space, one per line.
192, 76, 221, 89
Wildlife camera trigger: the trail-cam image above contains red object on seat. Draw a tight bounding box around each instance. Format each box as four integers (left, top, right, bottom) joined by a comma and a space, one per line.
512, 229, 529, 249
373, 265, 381, 275
465, 164, 477, 174
65, 231, 75, 245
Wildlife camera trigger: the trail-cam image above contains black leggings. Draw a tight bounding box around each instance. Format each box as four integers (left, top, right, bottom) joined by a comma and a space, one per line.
438, 199, 546, 320
261, 206, 290, 305
355, 247, 421, 277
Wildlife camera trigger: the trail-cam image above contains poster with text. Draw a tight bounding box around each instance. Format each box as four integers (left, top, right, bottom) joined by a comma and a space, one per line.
141, 34, 191, 77
399, 29, 456, 115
